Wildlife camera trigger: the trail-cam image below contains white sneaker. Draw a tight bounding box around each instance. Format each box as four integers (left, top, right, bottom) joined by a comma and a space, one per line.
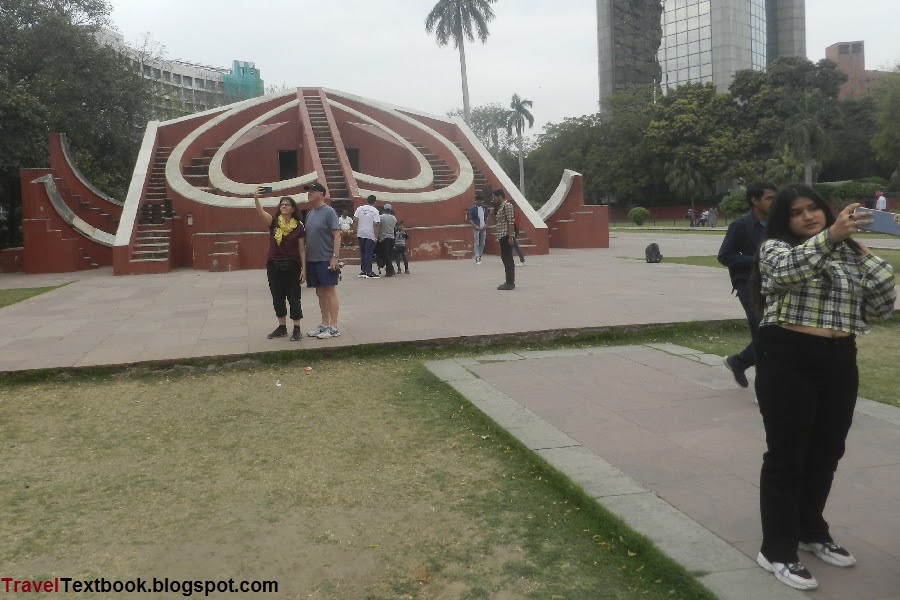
799, 541, 856, 567
307, 324, 327, 337
317, 326, 341, 339
475, 257, 482, 264
757, 552, 818, 590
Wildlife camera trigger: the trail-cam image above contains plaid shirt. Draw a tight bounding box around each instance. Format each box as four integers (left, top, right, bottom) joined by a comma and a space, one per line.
494, 201, 515, 240
758, 230, 896, 335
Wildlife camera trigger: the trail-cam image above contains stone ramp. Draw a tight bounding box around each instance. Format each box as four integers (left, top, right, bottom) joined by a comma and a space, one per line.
427, 345, 900, 600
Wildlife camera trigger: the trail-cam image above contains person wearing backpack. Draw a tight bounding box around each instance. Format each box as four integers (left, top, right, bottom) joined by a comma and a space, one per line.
717, 183, 776, 387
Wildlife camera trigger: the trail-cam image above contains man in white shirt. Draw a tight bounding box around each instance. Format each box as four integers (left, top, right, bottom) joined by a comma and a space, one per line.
353, 195, 381, 278
875, 191, 887, 211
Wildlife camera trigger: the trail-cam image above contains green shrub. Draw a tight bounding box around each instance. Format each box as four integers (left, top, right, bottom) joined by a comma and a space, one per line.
814, 181, 882, 203
718, 187, 747, 218
628, 207, 650, 226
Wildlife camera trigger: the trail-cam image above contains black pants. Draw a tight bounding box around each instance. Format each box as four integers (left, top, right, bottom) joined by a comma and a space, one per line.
499, 237, 515, 285
376, 238, 395, 275
394, 246, 408, 271
731, 284, 761, 371
266, 260, 302, 320
755, 326, 857, 563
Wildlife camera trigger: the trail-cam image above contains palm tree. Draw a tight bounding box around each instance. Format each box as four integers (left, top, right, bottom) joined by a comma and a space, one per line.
781, 91, 836, 185
506, 94, 534, 194
425, 0, 496, 126
664, 157, 708, 218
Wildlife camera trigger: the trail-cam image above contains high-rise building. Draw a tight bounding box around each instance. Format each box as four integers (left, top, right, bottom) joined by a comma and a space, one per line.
96, 29, 264, 119
825, 41, 890, 100
596, 0, 806, 101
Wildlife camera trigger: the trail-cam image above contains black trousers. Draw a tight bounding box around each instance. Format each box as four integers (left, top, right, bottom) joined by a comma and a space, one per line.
376, 238, 395, 275
266, 260, 302, 320
731, 284, 761, 371
499, 237, 515, 285
394, 246, 408, 271
755, 326, 857, 563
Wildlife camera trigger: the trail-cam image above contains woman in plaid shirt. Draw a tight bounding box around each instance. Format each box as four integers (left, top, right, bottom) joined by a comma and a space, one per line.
750, 184, 895, 591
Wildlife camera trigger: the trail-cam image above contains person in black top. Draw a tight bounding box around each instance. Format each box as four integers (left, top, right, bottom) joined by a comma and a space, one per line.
255, 189, 306, 341
717, 183, 776, 387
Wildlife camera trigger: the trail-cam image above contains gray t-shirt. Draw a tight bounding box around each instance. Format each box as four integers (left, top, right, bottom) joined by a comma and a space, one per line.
304, 204, 340, 262
379, 214, 397, 241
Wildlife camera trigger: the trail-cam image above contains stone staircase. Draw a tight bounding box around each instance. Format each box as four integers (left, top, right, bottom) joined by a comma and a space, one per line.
409, 141, 455, 189
453, 142, 493, 197
443, 238, 473, 260
304, 94, 352, 215
132, 146, 173, 268
52, 177, 119, 232
208, 239, 239, 272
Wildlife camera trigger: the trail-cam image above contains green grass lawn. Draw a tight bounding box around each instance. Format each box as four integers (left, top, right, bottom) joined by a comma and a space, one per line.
0, 286, 64, 309
0, 350, 716, 600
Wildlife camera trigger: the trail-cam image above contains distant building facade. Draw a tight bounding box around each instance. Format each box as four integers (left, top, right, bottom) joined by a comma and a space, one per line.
597, 0, 806, 102
825, 41, 890, 100
96, 30, 264, 119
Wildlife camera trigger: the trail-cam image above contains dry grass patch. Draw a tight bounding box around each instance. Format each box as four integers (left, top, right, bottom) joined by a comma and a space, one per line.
0, 358, 712, 600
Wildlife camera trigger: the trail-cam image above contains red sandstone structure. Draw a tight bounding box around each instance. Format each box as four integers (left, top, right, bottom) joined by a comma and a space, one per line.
14, 88, 607, 274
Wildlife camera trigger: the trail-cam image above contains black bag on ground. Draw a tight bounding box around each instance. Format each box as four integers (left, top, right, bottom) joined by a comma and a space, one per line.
645, 243, 663, 263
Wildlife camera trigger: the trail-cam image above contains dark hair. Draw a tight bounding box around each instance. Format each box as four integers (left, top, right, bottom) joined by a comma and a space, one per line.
475, 193, 484, 202
277, 196, 302, 222
493, 189, 505, 199
750, 184, 860, 312
367, 195, 376, 204
746, 182, 777, 207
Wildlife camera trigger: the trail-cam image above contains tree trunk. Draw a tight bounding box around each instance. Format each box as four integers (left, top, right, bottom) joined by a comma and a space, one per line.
458, 40, 471, 126
804, 160, 814, 185
517, 134, 525, 194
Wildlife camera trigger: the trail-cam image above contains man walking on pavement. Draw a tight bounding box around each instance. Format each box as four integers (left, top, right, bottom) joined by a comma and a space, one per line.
717, 182, 776, 387
493, 189, 516, 290
303, 182, 343, 339
468, 193, 487, 264
354, 194, 381, 278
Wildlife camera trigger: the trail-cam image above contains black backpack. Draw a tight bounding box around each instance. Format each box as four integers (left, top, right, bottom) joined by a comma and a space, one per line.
645, 243, 663, 263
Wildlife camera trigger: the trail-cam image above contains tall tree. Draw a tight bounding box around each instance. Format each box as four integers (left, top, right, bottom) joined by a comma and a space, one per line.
0, 0, 154, 247
506, 93, 534, 194
425, 0, 496, 126
872, 64, 900, 182
664, 157, 709, 217
780, 90, 839, 184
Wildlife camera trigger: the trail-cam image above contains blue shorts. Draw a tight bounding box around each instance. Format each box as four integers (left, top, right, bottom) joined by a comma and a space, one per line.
306, 260, 339, 288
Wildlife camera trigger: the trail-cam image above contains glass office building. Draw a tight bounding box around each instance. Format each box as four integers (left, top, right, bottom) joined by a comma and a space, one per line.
597, 0, 805, 100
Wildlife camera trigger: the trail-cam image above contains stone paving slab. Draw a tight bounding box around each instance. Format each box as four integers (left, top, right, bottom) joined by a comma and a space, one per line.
426, 344, 900, 600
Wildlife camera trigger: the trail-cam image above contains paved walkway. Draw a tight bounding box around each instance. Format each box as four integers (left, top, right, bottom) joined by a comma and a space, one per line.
427, 346, 900, 600
3, 233, 898, 599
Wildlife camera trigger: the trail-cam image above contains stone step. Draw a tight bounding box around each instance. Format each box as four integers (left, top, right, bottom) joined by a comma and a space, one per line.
130, 258, 169, 263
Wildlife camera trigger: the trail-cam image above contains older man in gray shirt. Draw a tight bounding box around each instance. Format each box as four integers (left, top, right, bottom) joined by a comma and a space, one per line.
376, 204, 397, 277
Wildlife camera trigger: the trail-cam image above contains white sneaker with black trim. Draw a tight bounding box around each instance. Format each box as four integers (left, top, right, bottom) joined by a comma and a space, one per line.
307, 324, 327, 337
799, 541, 856, 567
757, 552, 818, 590
317, 326, 341, 339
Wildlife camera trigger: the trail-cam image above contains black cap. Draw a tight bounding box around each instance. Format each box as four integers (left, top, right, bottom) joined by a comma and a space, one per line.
303, 182, 327, 194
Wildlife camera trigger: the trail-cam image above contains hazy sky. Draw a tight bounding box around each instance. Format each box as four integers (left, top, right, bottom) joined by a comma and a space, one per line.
106, 0, 899, 134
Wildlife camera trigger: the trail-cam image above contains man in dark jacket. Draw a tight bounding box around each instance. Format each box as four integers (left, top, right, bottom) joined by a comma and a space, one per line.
717, 183, 776, 387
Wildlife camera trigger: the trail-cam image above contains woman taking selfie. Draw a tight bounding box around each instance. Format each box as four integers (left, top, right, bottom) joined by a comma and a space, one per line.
255, 188, 306, 341
751, 184, 895, 590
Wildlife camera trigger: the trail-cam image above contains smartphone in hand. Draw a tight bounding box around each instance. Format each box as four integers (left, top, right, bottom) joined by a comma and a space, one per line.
258, 186, 273, 194
855, 208, 900, 237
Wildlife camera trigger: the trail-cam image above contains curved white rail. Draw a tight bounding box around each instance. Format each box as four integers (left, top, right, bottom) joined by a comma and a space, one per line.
327, 99, 432, 190
32, 175, 115, 246
58, 134, 123, 206
325, 90, 473, 203
538, 169, 582, 222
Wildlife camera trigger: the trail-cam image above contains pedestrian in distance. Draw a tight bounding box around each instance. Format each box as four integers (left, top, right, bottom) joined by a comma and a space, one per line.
750, 184, 895, 591
254, 189, 306, 341
303, 182, 344, 339
468, 193, 488, 264
393, 221, 410, 274
875, 190, 887, 211
354, 195, 381, 278
718, 183, 776, 388
493, 189, 516, 290
338, 209, 354, 247
376, 203, 397, 277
